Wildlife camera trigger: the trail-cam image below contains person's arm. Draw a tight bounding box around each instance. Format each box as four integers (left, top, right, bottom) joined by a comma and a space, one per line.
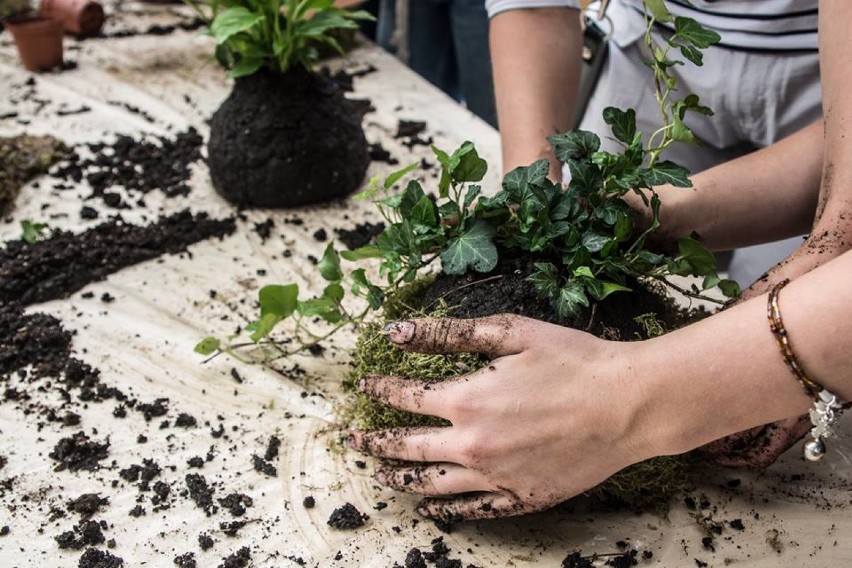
490, 6, 583, 178
348, 249, 852, 521
633, 120, 824, 253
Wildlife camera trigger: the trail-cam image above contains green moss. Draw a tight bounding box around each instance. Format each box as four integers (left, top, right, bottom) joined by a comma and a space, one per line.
345, 279, 690, 513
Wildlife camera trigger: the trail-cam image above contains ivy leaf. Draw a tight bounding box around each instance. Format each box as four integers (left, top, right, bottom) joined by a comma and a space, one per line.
20, 220, 48, 244
317, 243, 343, 282
440, 220, 498, 275
602, 107, 637, 145
384, 161, 419, 189
582, 231, 610, 253
528, 262, 560, 298
249, 312, 281, 343
502, 159, 549, 203
674, 17, 722, 49
399, 180, 426, 217
553, 281, 589, 319
463, 184, 482, 211
567, 161, 603, 196
210, 7, 262, 44
453, 143, 488, 183
410, 196, 438, 229
340, 245, 382, 261
194, 336, 221, 355
258, 284, 299, 319
590, 280, 631, 301
548, 130, 600, 162
644, 0, 672, 22
673, 237, 717, 276
718, 279, 741, 298
642, 161, 692, 188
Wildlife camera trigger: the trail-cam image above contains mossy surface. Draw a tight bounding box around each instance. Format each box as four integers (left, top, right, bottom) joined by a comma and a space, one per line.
0, 135, 69, 216
344, 278, 696, 513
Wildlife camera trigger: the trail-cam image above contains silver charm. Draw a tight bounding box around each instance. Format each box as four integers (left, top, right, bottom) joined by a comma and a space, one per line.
804, 438, 826, 461
804, 389, 843, 462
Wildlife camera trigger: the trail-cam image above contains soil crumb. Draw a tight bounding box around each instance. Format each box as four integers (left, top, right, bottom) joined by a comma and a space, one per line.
0, 210, 235, 306
49, 432, 110, 472
78, 547, 124, 567
335, 221, 385, 250
218, 546, 251, 568
327, 502, 368, 530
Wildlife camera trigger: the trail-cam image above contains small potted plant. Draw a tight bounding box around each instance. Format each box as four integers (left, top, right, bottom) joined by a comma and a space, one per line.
187, 0, 373, 208
39, 0, 104, 37
2, 0, 64, 72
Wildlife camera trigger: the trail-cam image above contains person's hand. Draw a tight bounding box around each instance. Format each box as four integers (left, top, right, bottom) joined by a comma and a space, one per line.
346, 315, 663, 521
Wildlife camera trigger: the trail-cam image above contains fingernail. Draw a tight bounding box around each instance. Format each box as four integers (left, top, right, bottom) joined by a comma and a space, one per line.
375, 470, 388, 485
382, 321, 415, 344
344, 434, 356, 448
416, 505, 430, 517
356, 378, 366, 392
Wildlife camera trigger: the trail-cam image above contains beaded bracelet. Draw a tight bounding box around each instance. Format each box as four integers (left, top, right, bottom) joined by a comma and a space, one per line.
767, 279, 844, 461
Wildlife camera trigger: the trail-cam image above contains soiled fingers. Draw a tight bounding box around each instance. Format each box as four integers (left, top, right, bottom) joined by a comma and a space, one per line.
699, 415, 811, 468
382, 314, 532, 357
348, 427, 458, 463
375, 463, 495, 495
416, 493, 535, 522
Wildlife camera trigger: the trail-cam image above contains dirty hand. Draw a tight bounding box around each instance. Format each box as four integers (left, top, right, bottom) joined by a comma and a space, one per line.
347, 315, 662, 522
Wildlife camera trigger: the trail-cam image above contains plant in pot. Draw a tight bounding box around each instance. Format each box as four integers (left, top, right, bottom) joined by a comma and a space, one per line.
1, 0, 64, 72
196, 2, 736, 513
186, 0, 373, 208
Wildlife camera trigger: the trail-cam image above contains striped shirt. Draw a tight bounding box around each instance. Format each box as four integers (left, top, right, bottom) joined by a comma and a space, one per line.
485, 0, 819, 51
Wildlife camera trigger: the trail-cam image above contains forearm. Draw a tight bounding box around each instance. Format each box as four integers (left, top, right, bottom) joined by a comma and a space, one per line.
630, 121, 823, 252
490, 8, 583, 177
634, 249, 852, 456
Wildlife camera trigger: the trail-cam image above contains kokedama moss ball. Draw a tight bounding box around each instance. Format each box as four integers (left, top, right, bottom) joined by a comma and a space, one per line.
207, 68, 369, 208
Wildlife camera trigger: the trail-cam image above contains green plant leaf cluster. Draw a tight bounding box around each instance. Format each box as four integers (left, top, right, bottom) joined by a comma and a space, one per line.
20, 220, 47, 244
185, 0, 373, 77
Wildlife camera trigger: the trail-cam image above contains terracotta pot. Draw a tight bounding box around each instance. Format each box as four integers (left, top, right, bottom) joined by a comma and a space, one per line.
39, 0, 104, 36
5, 16, 64, 72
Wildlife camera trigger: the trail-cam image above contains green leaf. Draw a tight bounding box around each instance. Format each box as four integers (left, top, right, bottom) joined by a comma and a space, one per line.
502, 160, 549, 203
440, 220, 498, 275
553, 281, 589, 319
573, 266, 594, 279
452, 143, 488, 183
384, 161, 419, 189
194, 336, 221, 355
410, 196, 438, 228
644, 0, 672, 22
528, 262, 560, 298
317, 243, 343, 282
567, 161, 603, 196
718, 279, 741, 298
593, 280, 632, 301
258, 284, 299, 318
643, 161, 692, 188
399, 180, 426, 217
582, 231, 610, 253
230, 56, 264, 78
210, 7, 262, 44
548, 130, 600, 162
340, 245, 382, 261
674, 237, 717, 276
674, 16, 722, 49
463, 184, 482, 211
249, 312, 281, 342
602, 107, 637, 145
20, 220, 48, 244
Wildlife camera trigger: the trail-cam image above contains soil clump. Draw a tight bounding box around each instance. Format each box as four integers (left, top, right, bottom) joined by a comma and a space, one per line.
0, 134, 70, 216
0, 210, 235, 305
327, 502, 368, 529
336, 221, 385, 250
207, 69, 369, 208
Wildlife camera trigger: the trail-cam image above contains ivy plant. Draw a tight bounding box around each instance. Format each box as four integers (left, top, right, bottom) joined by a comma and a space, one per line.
196, 0, 740, 358
184, 0, 372, 77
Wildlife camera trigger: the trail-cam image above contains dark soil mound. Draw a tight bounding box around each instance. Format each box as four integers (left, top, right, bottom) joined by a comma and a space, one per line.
0, 134, 69, 216
418, 253, 689, 340
0, 210, 235, 305
207, 68, 369, 208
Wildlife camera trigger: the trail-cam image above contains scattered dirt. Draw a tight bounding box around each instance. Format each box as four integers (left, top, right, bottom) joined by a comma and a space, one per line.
208, 68, 369, 207
218, 546, 251, 568
395, 120, 427, 139
368, 141, 399, 165
51, 128, 203, 207
78, 547, 124, 567
335, 221, 385, 250
49, 432, 110, 472
0, 210, 235, 306
0, 134, 70, 216
327, 502, 368, 530
68, 494, 109, 519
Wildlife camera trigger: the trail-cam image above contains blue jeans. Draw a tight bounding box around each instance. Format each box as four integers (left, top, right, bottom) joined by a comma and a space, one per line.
377, 0, 497, 128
